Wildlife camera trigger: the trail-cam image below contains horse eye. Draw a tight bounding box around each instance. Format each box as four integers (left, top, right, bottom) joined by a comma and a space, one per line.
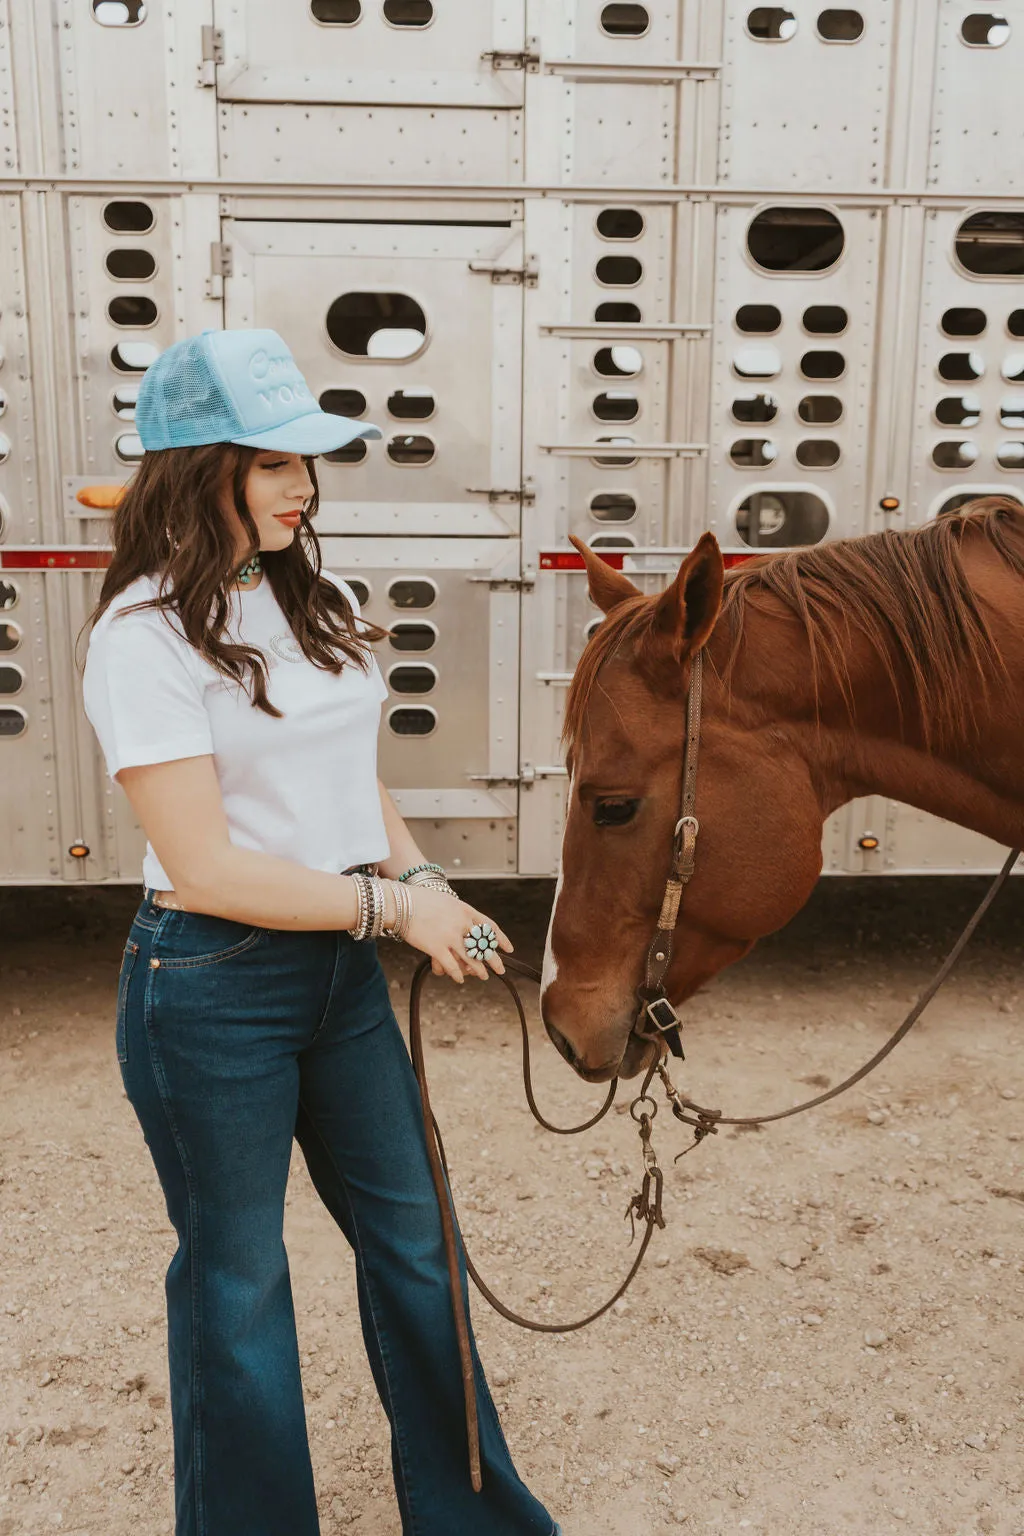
593, 797, 640, 827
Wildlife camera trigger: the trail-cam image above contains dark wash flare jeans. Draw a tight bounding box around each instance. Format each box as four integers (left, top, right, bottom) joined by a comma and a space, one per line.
116, 894, 558, 1536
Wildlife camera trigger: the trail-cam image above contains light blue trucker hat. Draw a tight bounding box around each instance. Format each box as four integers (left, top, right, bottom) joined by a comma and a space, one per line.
135, 328, 382, 455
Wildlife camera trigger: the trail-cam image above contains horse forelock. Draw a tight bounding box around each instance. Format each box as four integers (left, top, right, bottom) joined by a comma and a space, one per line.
564, 499, 1024, 758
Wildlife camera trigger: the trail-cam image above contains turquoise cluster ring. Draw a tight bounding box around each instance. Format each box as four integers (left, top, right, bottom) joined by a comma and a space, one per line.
464, 922, 499, 961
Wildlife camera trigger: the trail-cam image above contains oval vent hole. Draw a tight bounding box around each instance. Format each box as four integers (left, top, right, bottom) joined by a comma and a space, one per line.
388, 664, 436, 695
388, 578, 436, 610
327, 293, 427, 359
589, 492, 637, 522
388, 706, 437, 738
389, 622, 436, 653
596, 208, 645, 240
748, 207, 845, 273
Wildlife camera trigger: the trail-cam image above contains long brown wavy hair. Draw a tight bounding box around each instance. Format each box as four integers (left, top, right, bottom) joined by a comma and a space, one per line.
82, 443, 387, 718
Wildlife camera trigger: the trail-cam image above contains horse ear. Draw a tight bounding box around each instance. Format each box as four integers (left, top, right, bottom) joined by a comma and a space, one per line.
650, 533, 725, 659
569, 534, 642, 614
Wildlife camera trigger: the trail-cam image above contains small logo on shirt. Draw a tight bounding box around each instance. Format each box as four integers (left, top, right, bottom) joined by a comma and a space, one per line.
267, 633, 304, 664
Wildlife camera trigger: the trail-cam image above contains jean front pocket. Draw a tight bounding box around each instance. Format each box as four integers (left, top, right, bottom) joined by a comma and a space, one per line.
116, 939, 139, 1064
152, 912, 265, 970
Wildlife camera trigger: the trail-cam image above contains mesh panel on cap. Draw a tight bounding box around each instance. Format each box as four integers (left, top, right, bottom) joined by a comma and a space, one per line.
136, 337, 242, 449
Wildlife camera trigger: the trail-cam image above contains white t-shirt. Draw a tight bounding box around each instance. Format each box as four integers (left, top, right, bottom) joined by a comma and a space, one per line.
82, 570, 390, 891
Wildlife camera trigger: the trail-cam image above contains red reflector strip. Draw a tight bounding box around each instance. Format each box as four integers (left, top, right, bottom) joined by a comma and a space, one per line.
539, 550, 757, 573
539, 551, 624, 571
0, 549, 113, 570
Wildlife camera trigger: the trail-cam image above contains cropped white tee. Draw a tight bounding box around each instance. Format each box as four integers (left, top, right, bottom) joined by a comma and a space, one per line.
82, 570, 390, 891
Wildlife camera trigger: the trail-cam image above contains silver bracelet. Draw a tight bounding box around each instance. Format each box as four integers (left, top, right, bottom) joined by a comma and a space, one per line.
350, 872, 371, 941
403, 869, 458, 899
382, 879, 412, 943
368, 874, 387, 941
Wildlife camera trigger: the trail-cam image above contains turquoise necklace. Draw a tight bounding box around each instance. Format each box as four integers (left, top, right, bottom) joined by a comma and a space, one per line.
235, 553, 262, 586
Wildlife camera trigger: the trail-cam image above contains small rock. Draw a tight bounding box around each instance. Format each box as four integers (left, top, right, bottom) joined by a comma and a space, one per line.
654, 1253, 670, 1268
439, 1035, 457, 1049
863, 1328, 888, 1349
866, 1109, 887, 1126
999, 1087, 1017, 1100
120, 1460, 136, 1475
802, 1312, 824, 1327
491, 1368, 511, 1388
655, 1453, 680, 1475
777, 1250, 806, 1271
38, 1371, 56, 1387
963, 1432, 987, 1451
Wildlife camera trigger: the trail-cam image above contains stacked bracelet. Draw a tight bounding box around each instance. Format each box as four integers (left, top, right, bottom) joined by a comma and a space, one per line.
398, 861, 458, 900
397, 862, 446, 884
350, 871, 413, 944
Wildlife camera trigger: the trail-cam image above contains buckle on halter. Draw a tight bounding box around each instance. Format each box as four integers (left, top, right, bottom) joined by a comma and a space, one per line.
643, 996, 686, 1059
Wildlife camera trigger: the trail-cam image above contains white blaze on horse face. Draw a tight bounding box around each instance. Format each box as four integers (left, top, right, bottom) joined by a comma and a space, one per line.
540, 770, 572, 998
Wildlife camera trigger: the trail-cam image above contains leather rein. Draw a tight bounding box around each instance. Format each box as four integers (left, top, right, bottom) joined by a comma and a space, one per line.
408, 645, 1020, 1492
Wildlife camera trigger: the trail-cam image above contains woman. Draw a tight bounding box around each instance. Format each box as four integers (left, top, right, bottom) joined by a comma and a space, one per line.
81, 327, 560, 1536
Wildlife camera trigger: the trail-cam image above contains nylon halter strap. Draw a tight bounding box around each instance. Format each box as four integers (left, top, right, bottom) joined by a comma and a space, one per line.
634, 647, 704, 1059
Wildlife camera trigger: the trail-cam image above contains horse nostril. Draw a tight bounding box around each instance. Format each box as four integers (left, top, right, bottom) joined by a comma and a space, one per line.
545, 1021, 577, 1067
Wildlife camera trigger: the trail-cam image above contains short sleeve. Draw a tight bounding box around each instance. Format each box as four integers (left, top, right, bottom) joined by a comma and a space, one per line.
83, 604, 214, 780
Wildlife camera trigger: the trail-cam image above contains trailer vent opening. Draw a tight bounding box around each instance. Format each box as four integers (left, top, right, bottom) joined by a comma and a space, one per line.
960, 13, 1011, 46
735, 304, 781, 333
955, 212, 1024, 276
93, 2, 146, 26
936, 395, 982, 427
103, 200, 154, 233
816, 9, 864, 41
798, 394, 843, 423
596, 208, 644, 240
747, 8, 797, 41
747, 207, 845, 273
735, 490, 830, 547
796, 439, 841, 467
733, 392, 780, 423
383, 0, 433, 25
105, 249, 156, 281
594, 346, 642, 377
320, 388, 367, 419
311, 0, 361, 22
594, 302, 641, 323
600, 4, 650, 37
388, 706, 437, 737
941, 307, 986, 337
327, 293, 427, 359
589, 492, 637, 522
389, 622, 436, 652
803, 305, 848, 334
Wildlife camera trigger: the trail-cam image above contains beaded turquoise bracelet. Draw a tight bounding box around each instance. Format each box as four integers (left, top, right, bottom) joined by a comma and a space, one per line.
397, 862, 446, 884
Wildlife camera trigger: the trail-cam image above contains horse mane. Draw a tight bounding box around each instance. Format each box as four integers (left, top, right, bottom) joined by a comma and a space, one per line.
564, 497, 1024, 753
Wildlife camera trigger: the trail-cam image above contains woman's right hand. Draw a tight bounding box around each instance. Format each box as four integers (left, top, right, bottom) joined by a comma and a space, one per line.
400, 884, 513, 983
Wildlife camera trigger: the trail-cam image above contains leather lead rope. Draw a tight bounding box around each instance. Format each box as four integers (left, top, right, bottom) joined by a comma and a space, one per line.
409, 956, 658, 1494
676, 842, 1021, 1133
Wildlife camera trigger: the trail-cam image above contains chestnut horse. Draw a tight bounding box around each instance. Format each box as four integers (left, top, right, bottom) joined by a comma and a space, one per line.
540, 498, 1024, 1082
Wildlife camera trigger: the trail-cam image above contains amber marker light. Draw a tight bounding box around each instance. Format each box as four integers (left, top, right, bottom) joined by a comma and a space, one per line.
68, 843, 90, 858
76, 485, 127, 510
879, 496, 900, 512
858, 835, 880, 851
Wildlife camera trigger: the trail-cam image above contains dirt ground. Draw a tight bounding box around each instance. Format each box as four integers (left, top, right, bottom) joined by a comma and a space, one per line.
0, 876, 1022, 1536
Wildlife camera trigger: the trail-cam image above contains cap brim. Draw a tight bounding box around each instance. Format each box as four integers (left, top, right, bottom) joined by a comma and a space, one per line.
230, 411, 382, 454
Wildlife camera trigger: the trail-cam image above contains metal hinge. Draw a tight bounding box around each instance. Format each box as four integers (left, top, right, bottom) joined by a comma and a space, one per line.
205, 241, 232, 300
467, 255, 539, 287
480, 39, 541, 72
465, 480, 536, 505
198, 26, 224, 87
468, 764, 567, 787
